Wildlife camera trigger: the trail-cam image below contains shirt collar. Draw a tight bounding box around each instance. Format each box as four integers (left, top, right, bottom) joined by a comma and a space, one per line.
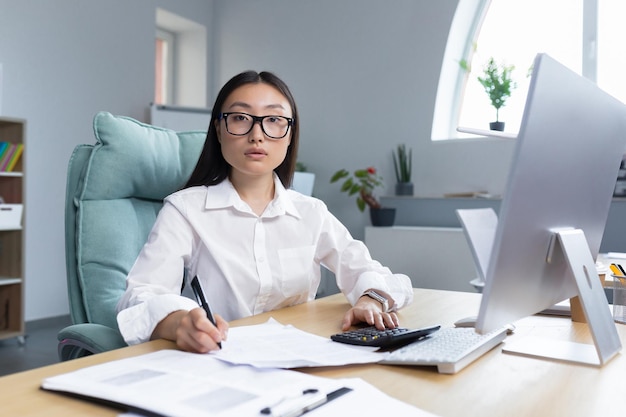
204, 174, 302, 219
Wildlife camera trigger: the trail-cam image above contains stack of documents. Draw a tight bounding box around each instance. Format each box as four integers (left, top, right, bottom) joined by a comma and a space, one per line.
212, 318, 386, 368
42, 349, 438, 417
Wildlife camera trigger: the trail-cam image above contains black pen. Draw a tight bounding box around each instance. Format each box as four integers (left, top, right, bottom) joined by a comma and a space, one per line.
190, 275, 221, 349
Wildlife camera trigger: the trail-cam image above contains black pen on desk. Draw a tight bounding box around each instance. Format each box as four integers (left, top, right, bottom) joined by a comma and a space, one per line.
190, 275, 221, 349
260, 387, 353, 417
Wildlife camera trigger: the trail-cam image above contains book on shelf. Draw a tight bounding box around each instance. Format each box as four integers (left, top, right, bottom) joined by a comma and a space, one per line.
0, 142, 9, 163
0, 142, 23, 172
5, 143, 23, 172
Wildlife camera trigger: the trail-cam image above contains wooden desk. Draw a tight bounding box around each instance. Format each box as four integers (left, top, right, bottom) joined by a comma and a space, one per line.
2, 288, 626, 417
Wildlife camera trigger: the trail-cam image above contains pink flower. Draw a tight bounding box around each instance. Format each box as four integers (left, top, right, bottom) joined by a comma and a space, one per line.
330, 167, 384, 212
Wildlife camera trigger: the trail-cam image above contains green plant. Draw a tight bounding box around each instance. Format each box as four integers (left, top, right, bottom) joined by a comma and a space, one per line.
477, 57, 516, 122
295, 161, 308, 172
392, 144, 412, 183
330, 167, 383, 212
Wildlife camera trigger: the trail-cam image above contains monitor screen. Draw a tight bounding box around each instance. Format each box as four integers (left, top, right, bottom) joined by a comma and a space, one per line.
475, 53, 626, 340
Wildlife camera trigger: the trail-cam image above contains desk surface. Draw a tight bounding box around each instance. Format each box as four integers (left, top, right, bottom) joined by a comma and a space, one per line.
2, 288, 626, 417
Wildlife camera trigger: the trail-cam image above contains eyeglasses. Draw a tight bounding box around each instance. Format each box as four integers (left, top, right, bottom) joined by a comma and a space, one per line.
219, 112, 294, 139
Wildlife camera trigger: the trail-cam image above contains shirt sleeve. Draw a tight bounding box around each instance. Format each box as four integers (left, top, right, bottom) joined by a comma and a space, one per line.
317, 208, 414, 310
116, 198, 199, 345
117, 294, 199, 345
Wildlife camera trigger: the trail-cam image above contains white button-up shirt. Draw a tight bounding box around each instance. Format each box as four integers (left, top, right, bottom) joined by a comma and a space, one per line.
116, 176, 413, 345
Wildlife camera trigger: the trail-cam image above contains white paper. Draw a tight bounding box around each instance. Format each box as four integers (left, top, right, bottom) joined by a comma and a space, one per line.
44, 350, 340, 417
326, 378, 441, 417
42, 350, 438, 417
117, 378, 441, 417
212, 318, 386, 368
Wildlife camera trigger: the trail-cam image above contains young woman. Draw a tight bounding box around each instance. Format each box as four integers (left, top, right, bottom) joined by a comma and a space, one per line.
116, 70, 413, 353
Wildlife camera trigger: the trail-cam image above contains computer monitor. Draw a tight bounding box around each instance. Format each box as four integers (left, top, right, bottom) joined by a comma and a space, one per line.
474, 53, 626, 366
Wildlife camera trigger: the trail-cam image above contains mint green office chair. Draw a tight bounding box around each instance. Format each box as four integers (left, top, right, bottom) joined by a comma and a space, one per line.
57, 111, 205, 361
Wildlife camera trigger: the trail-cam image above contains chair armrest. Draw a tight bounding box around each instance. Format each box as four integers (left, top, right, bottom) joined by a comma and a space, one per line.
57, 323, 127, 361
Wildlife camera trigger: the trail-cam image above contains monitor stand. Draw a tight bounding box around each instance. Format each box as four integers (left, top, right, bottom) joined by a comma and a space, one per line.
503, 228, 622, 366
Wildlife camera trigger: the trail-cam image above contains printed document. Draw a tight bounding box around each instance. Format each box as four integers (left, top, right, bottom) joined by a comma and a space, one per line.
212, 318, 386, 368
42, 349, 439, 417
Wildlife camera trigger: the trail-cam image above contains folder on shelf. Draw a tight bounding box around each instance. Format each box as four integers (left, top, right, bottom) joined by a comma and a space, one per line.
5, 143, 23, 172
0, 143, 22, 172
0, 143, 16, 171
0, 142, 9, 163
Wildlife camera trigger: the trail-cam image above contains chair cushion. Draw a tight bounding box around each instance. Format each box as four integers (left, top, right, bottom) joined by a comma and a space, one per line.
85, 112, 206, 201
74, 112, 205, 329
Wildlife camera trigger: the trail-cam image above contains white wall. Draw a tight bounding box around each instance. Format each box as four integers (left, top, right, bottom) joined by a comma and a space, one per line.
0, 0, 214, 321
212, 0, 515, 240
0, 0, 515, 321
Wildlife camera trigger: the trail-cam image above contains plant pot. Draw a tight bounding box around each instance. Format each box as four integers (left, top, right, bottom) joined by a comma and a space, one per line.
395, 182, 414, 196
489, 121, 505, 131
369, 207, 396, 227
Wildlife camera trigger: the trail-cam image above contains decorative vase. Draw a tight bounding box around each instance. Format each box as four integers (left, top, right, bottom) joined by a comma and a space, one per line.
395, 182, 414, 196
369, 207, 396, 227
489, 121, 505, 131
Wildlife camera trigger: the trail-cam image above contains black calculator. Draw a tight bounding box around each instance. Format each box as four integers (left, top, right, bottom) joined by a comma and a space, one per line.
330, 325, 441, 349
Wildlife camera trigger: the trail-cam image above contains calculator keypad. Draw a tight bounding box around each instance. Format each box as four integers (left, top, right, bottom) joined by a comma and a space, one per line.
330, 325, 440, 348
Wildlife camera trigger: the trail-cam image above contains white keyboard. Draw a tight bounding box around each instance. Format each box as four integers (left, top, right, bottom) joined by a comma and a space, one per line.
380, 327, 508, 374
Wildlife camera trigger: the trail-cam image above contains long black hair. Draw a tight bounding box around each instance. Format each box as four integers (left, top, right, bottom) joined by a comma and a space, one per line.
184, 70, 299, 189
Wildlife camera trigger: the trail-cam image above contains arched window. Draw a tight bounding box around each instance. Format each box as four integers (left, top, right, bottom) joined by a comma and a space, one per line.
434, 0, 623, 140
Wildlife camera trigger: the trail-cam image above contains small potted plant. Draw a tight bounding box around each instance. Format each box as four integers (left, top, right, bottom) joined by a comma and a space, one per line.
392, 144, 413, 196
477, 57, 516, 131
330, 166, 395, 226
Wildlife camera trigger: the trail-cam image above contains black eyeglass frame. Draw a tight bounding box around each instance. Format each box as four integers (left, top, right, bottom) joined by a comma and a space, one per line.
218, 112, 294, 139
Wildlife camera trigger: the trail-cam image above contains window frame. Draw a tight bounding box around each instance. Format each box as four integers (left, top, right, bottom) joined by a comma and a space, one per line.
155, 8, 208, 108
155, 28, 175, 105
433, 0, 601, 141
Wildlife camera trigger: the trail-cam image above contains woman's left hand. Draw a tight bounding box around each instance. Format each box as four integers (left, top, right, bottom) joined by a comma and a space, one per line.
341, 296, 399, 331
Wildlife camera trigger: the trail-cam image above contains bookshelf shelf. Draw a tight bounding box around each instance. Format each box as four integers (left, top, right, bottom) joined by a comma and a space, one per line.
0, 117, 25, 343
0, 277, 22, 286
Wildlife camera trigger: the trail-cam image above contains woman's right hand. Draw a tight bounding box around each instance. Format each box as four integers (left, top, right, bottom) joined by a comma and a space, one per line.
151, 308, 229, 353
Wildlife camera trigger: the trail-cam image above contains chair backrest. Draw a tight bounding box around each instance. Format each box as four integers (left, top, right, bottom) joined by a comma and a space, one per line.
65, 111, 206, 329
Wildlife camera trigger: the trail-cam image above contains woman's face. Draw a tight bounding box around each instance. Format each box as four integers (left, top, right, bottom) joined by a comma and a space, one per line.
216, 82, 292, 180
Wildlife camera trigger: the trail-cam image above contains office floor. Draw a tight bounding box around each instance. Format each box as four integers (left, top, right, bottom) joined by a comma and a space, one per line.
0, 315, 71, 377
